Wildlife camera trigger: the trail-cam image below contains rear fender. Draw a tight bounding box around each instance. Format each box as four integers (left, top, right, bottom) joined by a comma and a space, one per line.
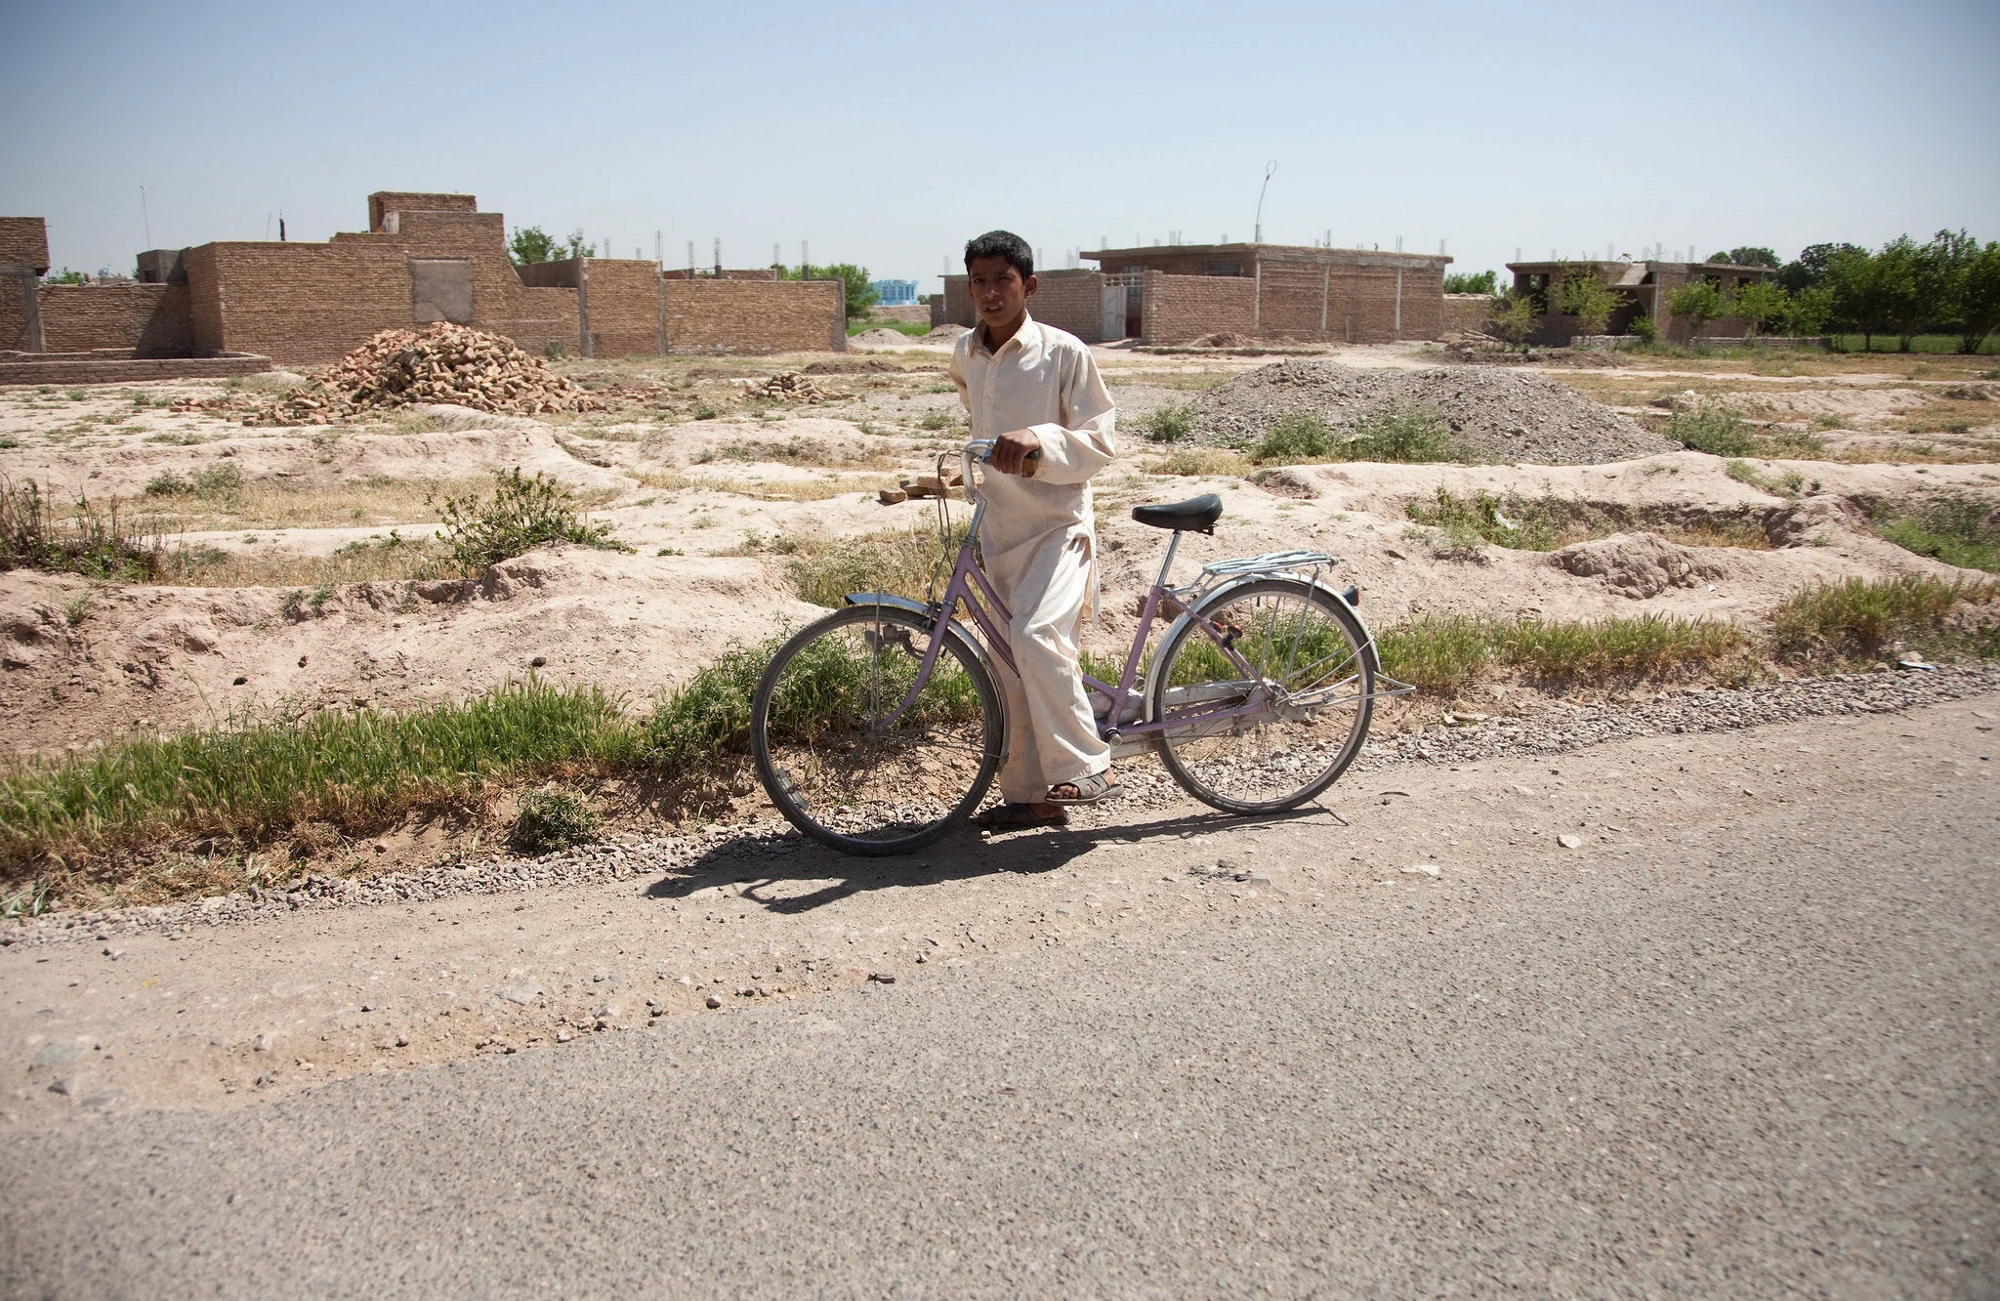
1142, 576, 1380, 717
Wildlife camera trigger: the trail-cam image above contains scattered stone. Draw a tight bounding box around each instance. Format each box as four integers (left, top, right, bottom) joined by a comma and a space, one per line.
31, 1042, 81, 1067
497, 985, 542, 1006
1403, 864, 1441, 877
869, 972, 897, 984
1557, 834, 1583, 849
48, 1077, 77, 1097
877, 487, 909, 506
741, 371, 845, 403
705, 994, 723, 1009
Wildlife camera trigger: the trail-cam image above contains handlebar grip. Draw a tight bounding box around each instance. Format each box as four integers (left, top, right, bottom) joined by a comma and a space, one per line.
1022, 448, 1041, 479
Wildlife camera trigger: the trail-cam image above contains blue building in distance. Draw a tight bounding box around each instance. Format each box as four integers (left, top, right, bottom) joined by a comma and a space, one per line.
871, 278, 919, 306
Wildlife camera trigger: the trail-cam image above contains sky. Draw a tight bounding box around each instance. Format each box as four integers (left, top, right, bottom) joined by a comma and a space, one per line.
4, 0, 1997, 286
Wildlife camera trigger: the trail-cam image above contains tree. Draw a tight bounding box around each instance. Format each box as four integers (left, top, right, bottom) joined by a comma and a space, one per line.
1489, 291, 1538, 352
1666, 278, 1724, 343
1783, 285, 1834, 337
509, 225, 593, 266
1555, 263, 1619, 336
1729, 280, 1790, 336
1706, 246, 1780, 268
1874, 236, 1937, 353
1952, 239, 2000, 354
1775, 242, 1864, 295
788, 262, 878, 318
1823, 246, 1891, 351
1443, 269, 1497, 294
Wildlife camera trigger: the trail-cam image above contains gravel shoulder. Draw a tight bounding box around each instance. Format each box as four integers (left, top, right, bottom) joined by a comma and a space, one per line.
1, 689, 1993, 1296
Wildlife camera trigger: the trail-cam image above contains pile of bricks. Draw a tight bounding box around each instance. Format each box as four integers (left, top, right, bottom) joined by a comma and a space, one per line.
246, 324, 602, 425
741, 371, 845, 404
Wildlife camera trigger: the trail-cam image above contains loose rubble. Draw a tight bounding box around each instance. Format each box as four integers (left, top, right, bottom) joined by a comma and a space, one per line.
737, 371, 846, 403
234, 324, 601, 425
1551, 532, 1725, 599
1192, 360, 1677, 464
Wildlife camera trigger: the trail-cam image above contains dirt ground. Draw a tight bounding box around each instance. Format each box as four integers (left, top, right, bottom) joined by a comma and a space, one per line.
4, 336, 1996, 771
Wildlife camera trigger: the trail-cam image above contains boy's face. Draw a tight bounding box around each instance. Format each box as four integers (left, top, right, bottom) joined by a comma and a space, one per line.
966, 256, 1036, 331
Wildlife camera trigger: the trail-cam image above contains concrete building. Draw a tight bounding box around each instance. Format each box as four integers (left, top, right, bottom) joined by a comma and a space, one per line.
931, 242, 1452, 345
1506, 258, 1770, 345
870, 279, 918, 306
0, 192, 845, 373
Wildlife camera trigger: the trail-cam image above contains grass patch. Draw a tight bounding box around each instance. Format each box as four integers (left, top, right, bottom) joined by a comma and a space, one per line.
0, 476, 167, 580
508, 789, 601, 854
1771, 574, 2000, 664
1144, 447, 1253, 478
1875, 494, 2000, 573
634, 468, 895, 502
1404, 487, 1606, 552
159, 531, 455, 588
1139, 402, 1197, 443
431, 468, 631, 571
1253, 407, 1457, 465
1378, 613, 1747, 691
777, 524, 962, 607
847, 318, 931, 337
1669, 405, 1757, 457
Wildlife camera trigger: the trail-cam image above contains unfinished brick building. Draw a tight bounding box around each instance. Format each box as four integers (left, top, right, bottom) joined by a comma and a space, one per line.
932, 242, 1452, 345
1507, 258, 1769, 345
0, 192, 844, 376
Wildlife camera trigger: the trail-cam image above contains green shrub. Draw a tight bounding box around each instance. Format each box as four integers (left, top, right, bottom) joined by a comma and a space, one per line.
144, 464, 242, 500
508, 789, 601, 854
782, 524, 960, 608
1670, 404, 1758, 457
430, 468, 631, 572
1141, 402, 1197, 443
0, 476, 164, 580
1375, 612, 1745, 690
1403, 487, 1605, 552
1343, 407, 1456, 462
1771, 574, 1999, 663
1253, 413, 1335, 462
1875, 494, 2000, 574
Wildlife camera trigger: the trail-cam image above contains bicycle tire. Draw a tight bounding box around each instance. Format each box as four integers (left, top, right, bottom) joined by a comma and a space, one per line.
751, 603, 1003, 856
1148, 577, 1374, 814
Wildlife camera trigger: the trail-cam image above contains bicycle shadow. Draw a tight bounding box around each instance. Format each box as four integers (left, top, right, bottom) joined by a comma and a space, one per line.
639, 804, 1338, 916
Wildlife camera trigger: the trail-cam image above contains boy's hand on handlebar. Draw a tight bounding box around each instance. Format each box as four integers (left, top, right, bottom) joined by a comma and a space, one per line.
992, 428, 1042, 478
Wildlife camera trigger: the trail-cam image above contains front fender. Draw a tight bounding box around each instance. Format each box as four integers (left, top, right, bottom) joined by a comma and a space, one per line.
841, 593, 999, 682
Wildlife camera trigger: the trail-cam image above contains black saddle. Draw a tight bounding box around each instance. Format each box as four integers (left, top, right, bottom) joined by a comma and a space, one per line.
1131, 493, 1223, 534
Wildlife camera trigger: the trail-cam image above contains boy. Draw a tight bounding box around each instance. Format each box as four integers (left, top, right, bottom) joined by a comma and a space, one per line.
949, 230, 1121, 831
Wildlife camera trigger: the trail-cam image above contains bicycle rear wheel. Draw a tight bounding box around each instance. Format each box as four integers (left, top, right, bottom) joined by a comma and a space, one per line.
751, 604, 1002, 855
1149, 578, 1373, 813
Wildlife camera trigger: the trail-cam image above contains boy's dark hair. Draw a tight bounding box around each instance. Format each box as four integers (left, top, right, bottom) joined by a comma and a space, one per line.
964, 230, 1033, 279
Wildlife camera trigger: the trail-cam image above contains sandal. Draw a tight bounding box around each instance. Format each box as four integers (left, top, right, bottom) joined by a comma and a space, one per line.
1047, 769, 1124, 806
973, 803, 1069, 831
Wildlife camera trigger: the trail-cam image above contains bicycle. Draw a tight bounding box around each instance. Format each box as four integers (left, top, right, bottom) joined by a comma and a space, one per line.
749, 438, 1412, 855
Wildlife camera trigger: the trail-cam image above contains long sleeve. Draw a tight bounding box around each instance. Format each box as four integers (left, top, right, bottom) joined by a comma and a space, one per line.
1025, 344, 1116, 485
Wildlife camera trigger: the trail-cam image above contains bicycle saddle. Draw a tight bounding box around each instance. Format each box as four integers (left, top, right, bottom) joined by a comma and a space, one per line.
1131, 493, 1223, 534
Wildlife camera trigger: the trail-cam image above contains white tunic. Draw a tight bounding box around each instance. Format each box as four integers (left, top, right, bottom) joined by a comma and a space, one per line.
949, 313, 1119, 797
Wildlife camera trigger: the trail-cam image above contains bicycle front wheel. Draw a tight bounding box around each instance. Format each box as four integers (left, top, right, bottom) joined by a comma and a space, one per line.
1149, 578, 1374, 813
751, 604, 1002, 855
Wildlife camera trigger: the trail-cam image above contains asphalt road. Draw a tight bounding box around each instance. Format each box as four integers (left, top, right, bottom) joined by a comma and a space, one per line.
3, 704, 1996, 1298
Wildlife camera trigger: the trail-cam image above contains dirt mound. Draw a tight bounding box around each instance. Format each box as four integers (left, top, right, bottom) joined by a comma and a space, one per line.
1551, 532, 1724, 599
849, 328, 914, 347
244, 325, 601, 425
923, 325, 969, 341
1192, 360, 1675, 464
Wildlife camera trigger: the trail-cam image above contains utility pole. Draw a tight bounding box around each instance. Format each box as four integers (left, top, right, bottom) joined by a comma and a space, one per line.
687, 240, 695, 278
1253, 160, 1276, 244
713, 238, 721, 276
140, 186, 151, 248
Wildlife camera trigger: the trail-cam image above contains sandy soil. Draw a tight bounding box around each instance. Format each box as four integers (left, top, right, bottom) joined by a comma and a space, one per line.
3, 342, 1997, 767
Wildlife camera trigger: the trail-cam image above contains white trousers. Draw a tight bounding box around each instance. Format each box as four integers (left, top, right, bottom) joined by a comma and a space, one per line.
991, 533, 1111, 803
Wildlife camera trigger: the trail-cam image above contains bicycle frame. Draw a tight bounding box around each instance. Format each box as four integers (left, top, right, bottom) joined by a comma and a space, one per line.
854, 441, 1400, 749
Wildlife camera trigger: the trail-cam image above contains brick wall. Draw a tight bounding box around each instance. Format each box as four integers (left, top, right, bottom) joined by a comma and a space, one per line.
0, 218, 49, 271
1027, 270, 1105, 343
580, 259, 664, 357
185, 238, 411, 363
664, 278, 844, 353
1441, 293, 1494, 335
1141, 272, 1256, 344
369, 192, 475, 231
938, 276, 976, 329
37, 283, 194, 354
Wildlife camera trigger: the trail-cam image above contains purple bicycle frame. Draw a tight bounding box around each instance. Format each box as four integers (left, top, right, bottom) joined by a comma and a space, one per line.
869, 532, 1272, 744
